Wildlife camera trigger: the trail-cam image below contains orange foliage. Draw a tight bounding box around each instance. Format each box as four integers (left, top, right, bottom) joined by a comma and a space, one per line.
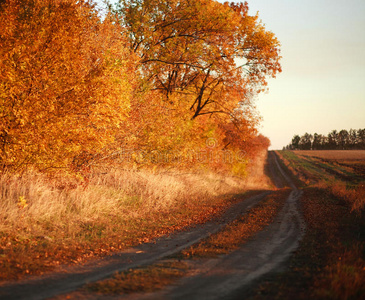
113, 0, 279, 173
0, 0, 279, 176
118, 0, 281, 118
0, 0, 137, 172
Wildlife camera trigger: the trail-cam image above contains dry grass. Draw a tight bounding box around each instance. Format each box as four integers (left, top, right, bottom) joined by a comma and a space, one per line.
0, 151, 270, 281
293, 150, 365, 161
303, 188, 365, 300
244, 150, 273, 189
251, 155, 365, 299
315, 244, 365, 300
328, 182, 365, 213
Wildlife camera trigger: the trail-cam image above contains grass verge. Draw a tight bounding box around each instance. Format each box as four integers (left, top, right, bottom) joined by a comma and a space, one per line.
0, 163, 270, 281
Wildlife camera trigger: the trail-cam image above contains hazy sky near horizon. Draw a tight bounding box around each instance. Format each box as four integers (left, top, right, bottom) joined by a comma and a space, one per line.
241, 0, 365, 149
95, 0, 365, 149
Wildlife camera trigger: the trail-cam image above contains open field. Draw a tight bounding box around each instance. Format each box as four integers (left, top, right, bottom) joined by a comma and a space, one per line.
277, 150, 365, 212
293, 150, 365, 188
293, 150, 365, 161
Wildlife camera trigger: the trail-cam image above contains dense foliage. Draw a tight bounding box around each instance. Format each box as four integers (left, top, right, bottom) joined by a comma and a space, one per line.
0, 0, 136, 172
0, 0, 280, 176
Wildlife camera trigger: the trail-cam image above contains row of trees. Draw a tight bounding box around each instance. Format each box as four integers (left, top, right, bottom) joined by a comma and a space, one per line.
1, 0, 280, 175
285, 129, 365, 150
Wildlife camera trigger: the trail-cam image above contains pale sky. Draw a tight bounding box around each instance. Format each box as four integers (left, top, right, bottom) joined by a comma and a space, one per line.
239, 0, 365, 149
96, 0, 365, 150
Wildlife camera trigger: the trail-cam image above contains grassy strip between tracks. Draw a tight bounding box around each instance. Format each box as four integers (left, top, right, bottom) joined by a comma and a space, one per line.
83, 189, 288, 296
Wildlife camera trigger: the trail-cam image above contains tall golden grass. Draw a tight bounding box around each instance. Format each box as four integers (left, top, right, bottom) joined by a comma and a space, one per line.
0, 150, 270, 280
327, 182, 365, 213
0, 170, 244, 238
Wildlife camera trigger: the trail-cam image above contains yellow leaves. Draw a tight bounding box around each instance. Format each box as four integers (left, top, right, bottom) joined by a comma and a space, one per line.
0, 0, 275, 177
17, 196, 28, 209
0, 0, 138, 174
120, 0, 281, 124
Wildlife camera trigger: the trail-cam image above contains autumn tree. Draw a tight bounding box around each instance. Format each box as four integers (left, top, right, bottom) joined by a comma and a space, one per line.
0, 0, 136, 173
244, 134, 271, 157
327, 130, 339, 150
358, 129, 365, 149
299, 133, 313, 150
108, 0, 280, 172
0, 0, 278, 175
349, 129, 358, 149
113, 0, 281, 120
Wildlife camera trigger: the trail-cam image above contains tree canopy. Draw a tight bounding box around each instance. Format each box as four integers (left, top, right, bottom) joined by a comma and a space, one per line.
0, 0, 280, 176
114, 0, 281, 119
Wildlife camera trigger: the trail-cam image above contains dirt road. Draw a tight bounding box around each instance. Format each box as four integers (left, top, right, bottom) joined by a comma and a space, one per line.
120, 151, 306, 300
0, 152, 305, 300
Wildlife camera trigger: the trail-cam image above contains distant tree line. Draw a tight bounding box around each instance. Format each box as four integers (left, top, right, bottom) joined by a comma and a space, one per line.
284, 129, 365, 150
